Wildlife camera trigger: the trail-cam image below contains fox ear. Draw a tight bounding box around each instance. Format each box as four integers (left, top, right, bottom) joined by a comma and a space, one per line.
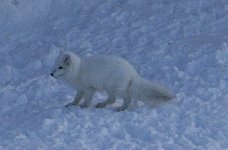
64, 55, 71, 65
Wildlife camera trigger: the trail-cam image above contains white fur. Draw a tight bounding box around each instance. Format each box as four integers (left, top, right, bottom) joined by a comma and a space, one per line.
51, 51, 175, 111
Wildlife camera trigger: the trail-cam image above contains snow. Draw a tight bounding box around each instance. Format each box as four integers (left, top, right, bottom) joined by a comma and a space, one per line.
0, 0, 228, 149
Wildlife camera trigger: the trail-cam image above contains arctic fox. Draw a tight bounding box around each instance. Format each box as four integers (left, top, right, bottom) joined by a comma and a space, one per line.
51, 50, 175, 111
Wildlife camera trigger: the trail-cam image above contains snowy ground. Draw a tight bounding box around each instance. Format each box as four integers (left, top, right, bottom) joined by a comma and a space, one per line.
0, 0, 228, 149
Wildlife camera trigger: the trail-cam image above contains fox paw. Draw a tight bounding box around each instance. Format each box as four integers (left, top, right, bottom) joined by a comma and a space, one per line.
96, 103, 106, 108
79, 104, 88, 108
65, 102, 77, 107
115, 107, 126, 112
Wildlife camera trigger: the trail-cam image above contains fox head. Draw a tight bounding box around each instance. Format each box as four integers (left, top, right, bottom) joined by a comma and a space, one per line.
51, 50, 72, 79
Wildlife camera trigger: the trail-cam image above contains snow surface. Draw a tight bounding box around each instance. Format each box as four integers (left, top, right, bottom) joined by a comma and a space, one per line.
0, 0, 228, 149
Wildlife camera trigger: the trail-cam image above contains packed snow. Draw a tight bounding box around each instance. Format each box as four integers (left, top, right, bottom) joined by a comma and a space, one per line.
0, 0, 227, 149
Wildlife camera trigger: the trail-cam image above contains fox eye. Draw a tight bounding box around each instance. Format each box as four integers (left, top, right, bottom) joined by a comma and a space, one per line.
59, 66, 63, 69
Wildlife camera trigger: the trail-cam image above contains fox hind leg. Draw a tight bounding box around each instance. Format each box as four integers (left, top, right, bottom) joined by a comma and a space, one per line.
115, 81, 132, 111
115, 95, 131, 112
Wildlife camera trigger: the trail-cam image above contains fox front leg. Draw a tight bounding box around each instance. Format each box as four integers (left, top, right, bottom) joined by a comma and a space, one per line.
96, 92, 116, 108
79, 88, 95, 108
65, 91, 84, 107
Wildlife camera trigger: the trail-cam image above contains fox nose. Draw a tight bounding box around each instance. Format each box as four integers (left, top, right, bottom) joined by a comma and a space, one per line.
51, 69, 56, 76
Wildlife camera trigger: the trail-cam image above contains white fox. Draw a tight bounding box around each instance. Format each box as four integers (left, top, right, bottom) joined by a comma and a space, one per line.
51, 50, 175, 111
